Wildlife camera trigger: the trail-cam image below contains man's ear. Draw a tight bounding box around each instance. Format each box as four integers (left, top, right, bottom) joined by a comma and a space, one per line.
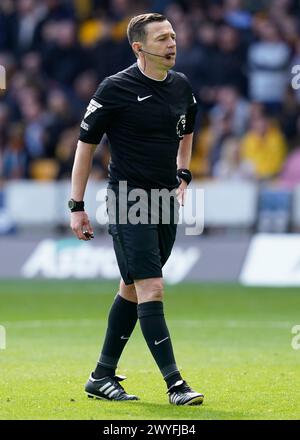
132, 41, 142, 57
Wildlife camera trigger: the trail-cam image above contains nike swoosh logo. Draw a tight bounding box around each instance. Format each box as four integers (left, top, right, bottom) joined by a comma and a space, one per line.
154, 336, 169, 346
121, 336, 129, 340
137, 95, 152, 102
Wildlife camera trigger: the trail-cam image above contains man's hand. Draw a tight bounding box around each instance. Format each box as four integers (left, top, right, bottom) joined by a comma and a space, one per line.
70, 211, 94, 240
175, 180, 188, 207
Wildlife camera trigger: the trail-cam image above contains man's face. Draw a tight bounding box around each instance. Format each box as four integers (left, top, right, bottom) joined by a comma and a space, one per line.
143, 20, 177, 67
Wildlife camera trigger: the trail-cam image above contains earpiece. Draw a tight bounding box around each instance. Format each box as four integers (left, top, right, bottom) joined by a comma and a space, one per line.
137, 48, 169, 59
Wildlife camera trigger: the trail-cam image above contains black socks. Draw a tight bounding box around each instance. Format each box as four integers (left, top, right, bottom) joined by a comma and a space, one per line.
94, 296, 182, 389
137, 301, 182, 388
94, 294, 138, 379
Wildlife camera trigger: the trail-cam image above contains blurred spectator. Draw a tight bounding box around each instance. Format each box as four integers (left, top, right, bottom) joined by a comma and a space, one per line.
194, 21, 218, 109
55, 126, 79, 179
20, 51, 43, 79
209, 112, 235, 173
197, 24, 248, 108
248, 19, 291, 113
210, 85, 250, 136
79, 13, 108, 48
44, 88, 77, 158
279, 87, 300, 145
1, 124, 28, 180
224, 0, 253, 30
42, 20, 87, 86
279, 146, 300, 189
8, 0, 47, 56
108, 0, 132, 21
0, 1, 11, 50
269, 0, 296, 23
150, 0, 174, 15
19, 94, 47, 159
241, 112, 287, 179
190, 112, 233, 178
164, 3, 185, 29
72, 70, 98, 116
189, 123, 213, 178
191, 82, 253, 178
0, 103, 10, 148
206, 1, 225, 24
212, 136, 255, 180
89, 19, 134, 81
213, 24, 247, 92
55, 126, 108, 180
196, 20, 217, 56
174, 21, 204, 91
277, 15, 299, 47
292, 115, 300, 149
0, 103, 9, 183
40, 0, 74, 21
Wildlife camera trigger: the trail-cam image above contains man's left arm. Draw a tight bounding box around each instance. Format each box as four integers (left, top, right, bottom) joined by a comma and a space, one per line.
175, 76, 198, 206
176, 133, 193, 206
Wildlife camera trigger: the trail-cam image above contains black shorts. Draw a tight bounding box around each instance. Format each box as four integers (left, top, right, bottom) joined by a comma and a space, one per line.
107, 183, 179, 285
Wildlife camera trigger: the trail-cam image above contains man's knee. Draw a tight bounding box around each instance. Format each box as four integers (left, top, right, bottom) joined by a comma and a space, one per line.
134, 278, 164, 303
119, 279, 137, 303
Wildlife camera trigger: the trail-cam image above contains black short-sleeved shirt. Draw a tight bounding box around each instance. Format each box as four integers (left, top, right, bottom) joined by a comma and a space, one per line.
79, 62, 197, 189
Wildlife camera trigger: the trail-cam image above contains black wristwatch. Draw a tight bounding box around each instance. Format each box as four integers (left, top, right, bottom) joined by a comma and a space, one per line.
68, 199, 85, 212
177, 168, 192, 185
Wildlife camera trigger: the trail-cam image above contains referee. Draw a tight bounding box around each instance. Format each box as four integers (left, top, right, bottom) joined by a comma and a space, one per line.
69, 13, 204, 406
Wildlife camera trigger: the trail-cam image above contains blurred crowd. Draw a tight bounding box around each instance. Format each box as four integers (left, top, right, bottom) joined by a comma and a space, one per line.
1, 0, 300, 189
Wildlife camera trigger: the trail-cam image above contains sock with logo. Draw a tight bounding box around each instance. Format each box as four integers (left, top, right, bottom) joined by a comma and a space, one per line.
137, 301, 182, 388
93, 294, 138, 379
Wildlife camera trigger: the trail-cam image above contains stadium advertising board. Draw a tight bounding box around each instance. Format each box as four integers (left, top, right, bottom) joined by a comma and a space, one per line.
241, 234, 300, 286
0, 236, 248, 282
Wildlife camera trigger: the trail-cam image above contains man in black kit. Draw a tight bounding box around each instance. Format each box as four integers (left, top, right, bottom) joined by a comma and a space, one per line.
69, 13, 204, 406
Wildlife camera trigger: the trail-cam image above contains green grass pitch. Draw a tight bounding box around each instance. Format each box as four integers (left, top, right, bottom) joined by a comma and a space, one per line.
0, 280, 299, 420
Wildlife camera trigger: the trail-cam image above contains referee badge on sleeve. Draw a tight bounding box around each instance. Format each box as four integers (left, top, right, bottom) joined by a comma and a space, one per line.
84, 99, 103, 119
80, 121, 89, 130
176, 114, 186, 138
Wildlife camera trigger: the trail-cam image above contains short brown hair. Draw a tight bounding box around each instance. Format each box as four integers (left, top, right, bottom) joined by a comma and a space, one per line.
127, 13, 167, 46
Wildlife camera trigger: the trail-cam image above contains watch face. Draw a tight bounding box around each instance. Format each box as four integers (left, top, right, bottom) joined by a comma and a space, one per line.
68, 199, 75, 209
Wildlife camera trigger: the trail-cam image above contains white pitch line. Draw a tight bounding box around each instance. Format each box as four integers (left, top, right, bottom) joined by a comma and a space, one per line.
170, 319, 294, 329
2, 319, 103, 329
1, 318, 295, 330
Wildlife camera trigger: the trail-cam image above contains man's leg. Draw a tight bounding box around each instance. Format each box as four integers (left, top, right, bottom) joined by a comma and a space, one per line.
84, 279, 139, 401
135, 277, 204, 405
135, 277, 182, 388
93, 279, 138, 379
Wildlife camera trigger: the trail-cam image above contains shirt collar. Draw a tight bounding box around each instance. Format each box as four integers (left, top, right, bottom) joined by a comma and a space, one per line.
136, 60, 168, 82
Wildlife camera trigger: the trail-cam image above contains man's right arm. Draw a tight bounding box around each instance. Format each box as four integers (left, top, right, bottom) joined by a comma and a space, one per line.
70, 77, 118, 240
70, 140, 96, 241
